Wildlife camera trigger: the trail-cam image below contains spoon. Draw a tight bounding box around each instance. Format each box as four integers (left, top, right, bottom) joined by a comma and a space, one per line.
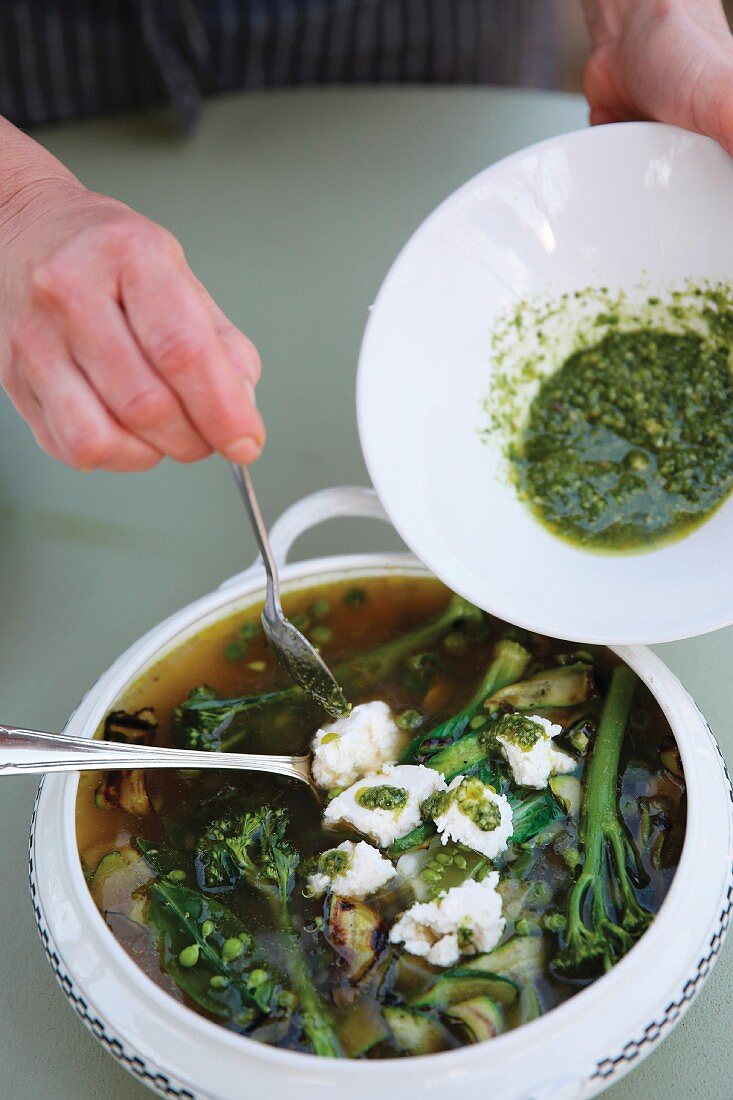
229, 463, 350, 719
0, 724, 317, 794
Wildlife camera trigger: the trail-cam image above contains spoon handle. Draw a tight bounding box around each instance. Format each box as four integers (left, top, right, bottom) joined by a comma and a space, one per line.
0, 724, 312, 785
229, 462, 282, 621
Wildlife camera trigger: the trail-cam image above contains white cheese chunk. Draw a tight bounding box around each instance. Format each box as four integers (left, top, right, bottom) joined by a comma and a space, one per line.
497, 714, 576, 790
311, 701, 405, 790
307, 840, 396, 899
389, 876, 505, 967
431, 775, 513, 859
323, 764, 446, 848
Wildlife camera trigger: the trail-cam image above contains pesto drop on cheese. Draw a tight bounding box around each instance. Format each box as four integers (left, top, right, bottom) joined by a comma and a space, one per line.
513, 328, 733, 550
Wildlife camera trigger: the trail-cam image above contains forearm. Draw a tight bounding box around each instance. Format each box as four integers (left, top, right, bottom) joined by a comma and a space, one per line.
0, 116, 81, 232
582, 0, 729, 42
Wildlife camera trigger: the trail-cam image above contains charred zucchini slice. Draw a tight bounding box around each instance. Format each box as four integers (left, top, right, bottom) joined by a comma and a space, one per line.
326, 897, 385, 981
383, 1006, 451, 1054
444, 995, 504, 1041
411, 971, 519, 1009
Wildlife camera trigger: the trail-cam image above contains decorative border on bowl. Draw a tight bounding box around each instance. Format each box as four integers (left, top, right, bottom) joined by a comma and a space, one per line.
591, 714, 733, 1084
27, 779, 203, 1100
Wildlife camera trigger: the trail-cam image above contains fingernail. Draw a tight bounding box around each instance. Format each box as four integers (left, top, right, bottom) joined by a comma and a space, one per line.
227, 436, 261, 464
243, 379, 257, 406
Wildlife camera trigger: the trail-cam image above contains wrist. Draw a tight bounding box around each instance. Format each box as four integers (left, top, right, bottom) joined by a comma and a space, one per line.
0, 117, 82, 238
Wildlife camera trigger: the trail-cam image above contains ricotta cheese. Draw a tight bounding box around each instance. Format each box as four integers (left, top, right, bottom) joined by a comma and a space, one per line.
311, 701, 404, 790
307, 840, 396, 899
389, 876, 505, 967
430, 775, 513, 858
323, 764, 446, 848
497, 713, 576, 789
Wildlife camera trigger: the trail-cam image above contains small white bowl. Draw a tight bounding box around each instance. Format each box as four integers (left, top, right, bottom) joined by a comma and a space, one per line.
29, 488, 733, 1100
357, 122, 733, 644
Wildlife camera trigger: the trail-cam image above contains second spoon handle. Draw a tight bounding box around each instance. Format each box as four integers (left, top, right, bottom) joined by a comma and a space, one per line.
0, 724, 312, 784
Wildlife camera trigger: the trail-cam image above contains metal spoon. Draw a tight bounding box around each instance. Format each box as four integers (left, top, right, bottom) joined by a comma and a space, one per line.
229, 463, 350, 719
0, 724, 317, 794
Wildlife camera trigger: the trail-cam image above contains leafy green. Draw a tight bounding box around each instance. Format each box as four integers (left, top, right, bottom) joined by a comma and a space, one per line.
147, 880, 273, 1023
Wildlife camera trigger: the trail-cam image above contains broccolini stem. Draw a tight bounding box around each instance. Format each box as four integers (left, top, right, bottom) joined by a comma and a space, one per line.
271, 900, 342, 1057
216, 594, 476, 752
554, 665, 652, 976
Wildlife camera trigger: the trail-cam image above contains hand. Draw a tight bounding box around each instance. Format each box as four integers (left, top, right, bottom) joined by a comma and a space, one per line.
0, 177, 264, 471
583, 0, 733, 154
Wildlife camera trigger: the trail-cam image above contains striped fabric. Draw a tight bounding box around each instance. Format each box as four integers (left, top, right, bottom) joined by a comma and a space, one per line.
0, 1, 558, 131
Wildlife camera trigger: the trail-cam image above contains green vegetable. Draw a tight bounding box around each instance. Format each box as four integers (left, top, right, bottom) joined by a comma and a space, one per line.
461, 935, 545, 986
401, 638, 531, 764
445, 996, 504, 1041
412, 972, 519, 1009
383, 1006, 451, 1054
175, 595, 478, 753
554, 667, 652, 977
486, 664, 594, 711
549, 775, 582, 817
510, 789, 564, 844
387, 823, 437, 857
193, 807, 341, 1056
326, 897, 385, 982
147, 880, 268, 1022
337, 1001, 389, 1057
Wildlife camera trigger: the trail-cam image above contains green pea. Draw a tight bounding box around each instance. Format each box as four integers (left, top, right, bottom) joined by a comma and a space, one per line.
278, 990, 299, 1011
469, 715, 486, 730
201, 920, 215, 939
224, 640, 248, 662
563, 848, 582, 871
309, 625, 333, 646
344, 587, 366, 607
248, 968, 268, 988
167, 869, 186, 883
178, 944, 199, 968
515, 918, 531, 936
443, 631, 467, 655
396, 709, 423, 732
291, 612, 310, 631
309, 599, 331, 619
237, 621, 260, 641
436, 853, 453, 866
544, 912, 567, 932
210, 975, 230, 989
221, 937, 244, 962
454, 855, 467, 869
320, 732, 340, 745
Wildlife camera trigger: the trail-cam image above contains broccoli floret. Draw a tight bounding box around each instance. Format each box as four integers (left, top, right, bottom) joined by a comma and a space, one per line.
173, 685, 287, 752
195, 806, 340, 1057
554, 666, 652, 977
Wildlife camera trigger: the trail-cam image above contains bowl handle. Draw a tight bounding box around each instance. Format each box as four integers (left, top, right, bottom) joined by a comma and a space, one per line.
219, 486, 391, 588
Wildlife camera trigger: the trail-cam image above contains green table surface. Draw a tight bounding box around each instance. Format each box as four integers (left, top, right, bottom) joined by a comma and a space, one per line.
1, 86, 731, 1100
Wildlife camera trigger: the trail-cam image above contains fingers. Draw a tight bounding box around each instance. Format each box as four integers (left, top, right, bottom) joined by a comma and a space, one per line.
12, 322, 163, 472
64, 294, 211, 464
121, 243, 265, 465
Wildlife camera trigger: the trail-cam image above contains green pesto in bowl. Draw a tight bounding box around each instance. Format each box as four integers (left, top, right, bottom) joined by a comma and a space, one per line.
513, 327, 733, 551
483, 282, 733, 553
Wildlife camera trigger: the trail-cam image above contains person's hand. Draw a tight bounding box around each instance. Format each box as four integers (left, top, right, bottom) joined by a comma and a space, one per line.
0, 177, 264, 471
583, 0, 733, 154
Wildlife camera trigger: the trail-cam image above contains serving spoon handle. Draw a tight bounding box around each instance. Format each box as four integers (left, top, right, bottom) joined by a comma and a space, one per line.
229, 462, 350, 719
0, 724, 314, 789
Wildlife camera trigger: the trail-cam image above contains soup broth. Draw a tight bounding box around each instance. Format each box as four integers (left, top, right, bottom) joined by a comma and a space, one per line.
76, 575, 686, 1058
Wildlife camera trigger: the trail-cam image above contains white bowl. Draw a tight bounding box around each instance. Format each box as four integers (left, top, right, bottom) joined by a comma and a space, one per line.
29, 487, 733, 1100
357, 122, 733, 645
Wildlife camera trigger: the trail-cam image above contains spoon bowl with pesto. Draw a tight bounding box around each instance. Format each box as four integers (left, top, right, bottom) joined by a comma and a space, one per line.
358, 122, 733, 643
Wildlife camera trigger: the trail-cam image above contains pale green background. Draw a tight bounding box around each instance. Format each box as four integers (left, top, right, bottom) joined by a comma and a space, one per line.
0, 87, 730, 1098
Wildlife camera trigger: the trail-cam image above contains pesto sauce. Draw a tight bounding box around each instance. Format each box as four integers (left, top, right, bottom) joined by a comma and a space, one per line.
356, 784, 408, 811
454, 778, 501, 832
513, 328, 733, 550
